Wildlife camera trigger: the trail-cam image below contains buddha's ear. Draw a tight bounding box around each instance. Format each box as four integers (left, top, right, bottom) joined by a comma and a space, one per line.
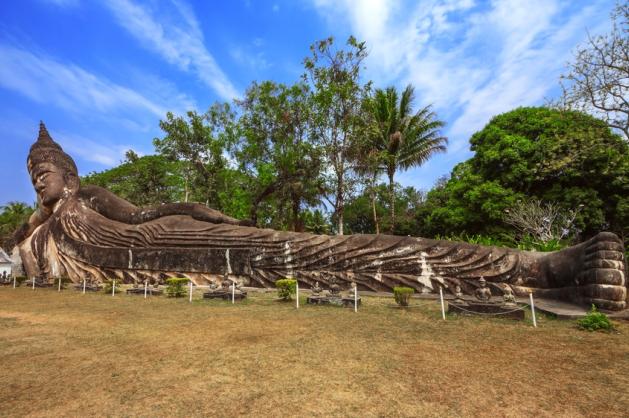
64, 172, 80, 190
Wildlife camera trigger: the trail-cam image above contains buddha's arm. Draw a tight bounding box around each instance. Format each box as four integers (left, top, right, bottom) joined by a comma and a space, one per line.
13, 206, 52, 244
78, 185, 250, 226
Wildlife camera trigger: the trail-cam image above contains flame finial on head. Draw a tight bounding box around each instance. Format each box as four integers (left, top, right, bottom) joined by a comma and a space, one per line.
27, 122, 78, 177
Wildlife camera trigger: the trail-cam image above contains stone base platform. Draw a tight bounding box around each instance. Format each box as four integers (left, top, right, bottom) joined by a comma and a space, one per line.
532, 298, 629, 321
74, 284, 103, 292
307, 295, 361, 308
203, 291, 247, 301
448, 301, 525, 320
126, 287, 162, 296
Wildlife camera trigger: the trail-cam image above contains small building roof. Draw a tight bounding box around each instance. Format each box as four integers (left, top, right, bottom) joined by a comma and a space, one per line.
0, 248, 12, 264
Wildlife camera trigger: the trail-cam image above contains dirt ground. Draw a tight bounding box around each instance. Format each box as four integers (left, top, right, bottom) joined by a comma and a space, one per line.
0, 287, 627, 417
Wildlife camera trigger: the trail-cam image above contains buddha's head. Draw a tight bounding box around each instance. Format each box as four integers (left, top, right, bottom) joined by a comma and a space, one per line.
27, 122, 79, 210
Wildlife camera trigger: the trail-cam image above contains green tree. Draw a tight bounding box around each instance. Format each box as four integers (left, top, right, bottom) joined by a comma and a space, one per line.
236, 81, 324, 230
82, 153, 184, 206
366, 85, 446, 232
154, 104, 236, 208
303, 209, 331, 235
304, 36, 371, 235
0, 202, 35, 250
558, 3, 628, 139
420, 107, 629, 242
344, 183, 425, 236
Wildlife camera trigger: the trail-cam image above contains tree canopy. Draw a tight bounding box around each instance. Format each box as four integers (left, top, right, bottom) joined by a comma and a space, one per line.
419, 107, 629, 241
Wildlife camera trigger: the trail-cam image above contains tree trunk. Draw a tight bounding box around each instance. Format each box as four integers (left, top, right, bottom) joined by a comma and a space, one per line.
184, 176, 189, 203
388, 170, 395, 234
249, 182, 278, 226
291, 193, 304, 232
370, 174, 379, 234
337, 209, 344, 235
336, 170, 344, 235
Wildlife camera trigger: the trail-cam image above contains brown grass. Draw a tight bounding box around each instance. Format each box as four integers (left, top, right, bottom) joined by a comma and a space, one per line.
0, 288, 627, 418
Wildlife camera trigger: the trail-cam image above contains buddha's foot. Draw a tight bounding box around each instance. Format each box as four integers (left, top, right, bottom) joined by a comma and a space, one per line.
576, 232, 626, 310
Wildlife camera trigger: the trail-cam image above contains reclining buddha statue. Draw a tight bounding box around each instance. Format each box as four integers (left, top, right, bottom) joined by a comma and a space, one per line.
14, 123, 627, 310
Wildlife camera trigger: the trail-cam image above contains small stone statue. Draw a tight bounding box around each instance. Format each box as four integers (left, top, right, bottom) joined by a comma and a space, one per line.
502, 286, 517, 307
311, 281, 322, 296
453, 285, 466, 304
328, 276, 340, 296
346, 282, 356, 297
474, 277, 492, 302
235, 281, 246, 294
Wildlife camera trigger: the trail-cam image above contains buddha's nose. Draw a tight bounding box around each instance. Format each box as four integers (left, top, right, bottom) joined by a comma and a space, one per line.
35, 179, 45, 193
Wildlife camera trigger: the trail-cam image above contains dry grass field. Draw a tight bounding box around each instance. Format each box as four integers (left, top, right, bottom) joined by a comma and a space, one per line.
0, 287, 627, 418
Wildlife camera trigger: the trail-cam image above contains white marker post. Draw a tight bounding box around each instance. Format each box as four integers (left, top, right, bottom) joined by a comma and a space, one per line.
189, 281, 193, 303
529, 292, 537, 328
439, 287, 446, 320
13, 276, 16, 288
354, 284, 358, 313
58, 278, 61, 292
112, 280, 115, 297
144, 281, 148, 299
83, 278, 86, 294
32, 277, 35, 290
231, 282, 235, 304
296, 281, 299, 309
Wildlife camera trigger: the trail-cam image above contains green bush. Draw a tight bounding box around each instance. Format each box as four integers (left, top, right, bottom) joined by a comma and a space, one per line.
103, 278, 122, 294
276, 278, 297, 300
393, 286, 414, 307
14, 276, 27, 286
165, 277, 189, 298
577, 305, 614, 331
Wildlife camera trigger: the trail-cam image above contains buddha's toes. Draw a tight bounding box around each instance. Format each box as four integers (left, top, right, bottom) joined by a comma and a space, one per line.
576, 232, 626, 310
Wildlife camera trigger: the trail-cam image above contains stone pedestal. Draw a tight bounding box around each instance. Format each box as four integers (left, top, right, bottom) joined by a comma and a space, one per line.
73, 283, 102, 292
306, 295, 361, 308
126, 287, 162, 296
203, 290, 246, 301
448, 301, 525, 320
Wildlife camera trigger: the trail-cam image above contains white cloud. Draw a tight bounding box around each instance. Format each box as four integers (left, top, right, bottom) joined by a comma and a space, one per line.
0, 43, 168, 117
229, 38, 271, 72
310, 0, 614, 155
56, 131, 136, 166
0, 42, 196, 128
104, 0, 240, 100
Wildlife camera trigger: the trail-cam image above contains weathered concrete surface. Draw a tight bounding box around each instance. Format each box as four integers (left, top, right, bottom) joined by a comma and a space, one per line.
13, 123, 628, 311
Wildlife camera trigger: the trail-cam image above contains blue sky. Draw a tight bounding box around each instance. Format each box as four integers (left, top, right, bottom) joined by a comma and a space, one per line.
0, 0, 616, 207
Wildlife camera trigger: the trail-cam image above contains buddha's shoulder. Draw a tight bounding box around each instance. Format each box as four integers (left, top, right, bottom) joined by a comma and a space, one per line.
77, 185, 115, 200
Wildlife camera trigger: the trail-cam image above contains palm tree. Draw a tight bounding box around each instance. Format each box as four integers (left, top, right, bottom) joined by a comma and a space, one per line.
368, 85, 447, 233
0, 201, 34, 249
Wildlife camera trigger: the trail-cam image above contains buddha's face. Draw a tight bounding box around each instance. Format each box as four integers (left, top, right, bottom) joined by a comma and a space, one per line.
30, 162, 69, 208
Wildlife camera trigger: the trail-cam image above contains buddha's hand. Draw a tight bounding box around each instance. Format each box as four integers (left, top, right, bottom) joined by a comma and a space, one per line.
13, 222, 31, 244
576, 232, 626, 310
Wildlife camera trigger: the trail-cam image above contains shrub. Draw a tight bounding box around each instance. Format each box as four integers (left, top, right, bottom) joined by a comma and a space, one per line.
577, 305, 614, 331
393, 286, 414, 307
276, 278, 297, 300
103, 278, 122, 294
165, 277, 189, 298
14, 276, 27, 286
